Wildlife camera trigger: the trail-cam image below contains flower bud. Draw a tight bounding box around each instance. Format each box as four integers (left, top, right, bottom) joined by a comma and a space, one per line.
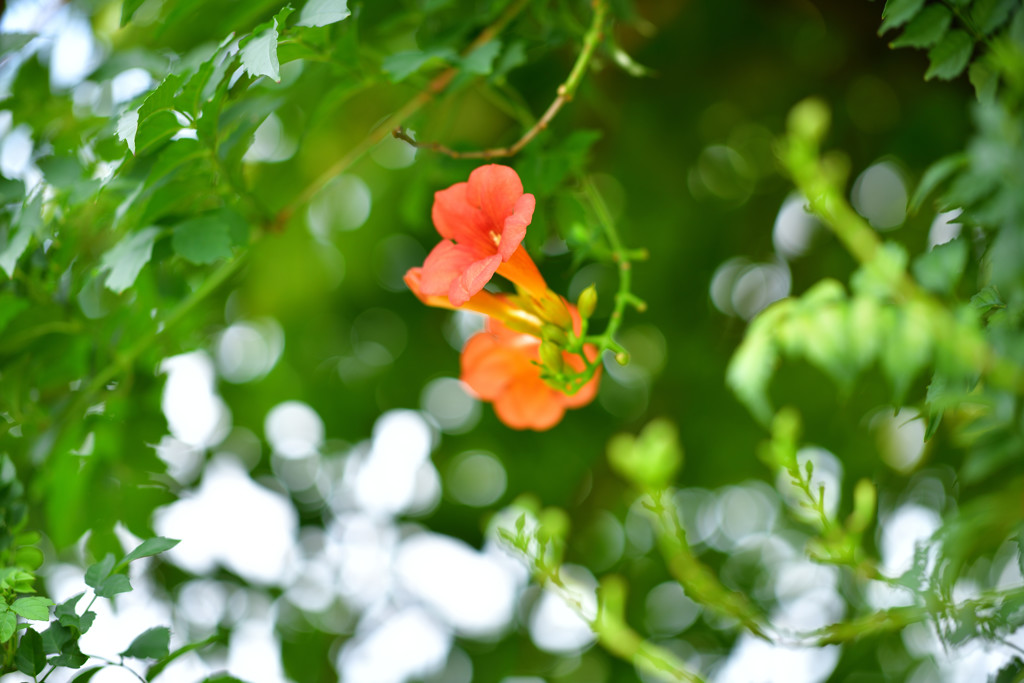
540, 341, 564, 374
577, 284, 598, 319
541, 324, 568, 346
615, 350, 630, 366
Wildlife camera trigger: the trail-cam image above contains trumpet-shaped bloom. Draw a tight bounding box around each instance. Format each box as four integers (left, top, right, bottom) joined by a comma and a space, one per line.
417, 164, 547, 306
460, 309, 600, 431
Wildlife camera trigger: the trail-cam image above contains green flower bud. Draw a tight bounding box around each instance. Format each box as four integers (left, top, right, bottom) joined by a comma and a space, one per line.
541, 324, 569, 347
577, 284, 598, 319
540, 341, 564, 374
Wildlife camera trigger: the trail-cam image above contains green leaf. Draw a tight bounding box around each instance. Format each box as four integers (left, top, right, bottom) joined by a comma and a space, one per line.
0, 294, 28, 336
146, 138, 207, 188
970, 285, 1003, 313
55, 594, 84, 626
15, 629, 45, 676
240, 21, 281, 83
116, 537, 180, 570
116, 109, 140, 155
172, 214, 235, 265
0, 192, 43, 278
135, 110, 184, 156
121, 0, 147, 26
970, 0, 1018, 34
912, 237, 968, 295
71, 666, 103, 682
0, 610, 16, 642
297, 0, 350, 27
460, 40, 501, 75
147, 633, 223, 680
910, 153, 968, 213
925, 29, 974, 80
84, 554, 115, 589
95, 574, 133, 599
51, 640, 88, 668
138, 73, 184, 122
880, 0, 927, 33
968, 61, 999, 104
100, 227, 161, 294
382, 47, 456, 82
202, 676, 249, 683
122, 627, 170, 659
10, 597, 53, 621
40, 622, 71, 654
891, 4, 951, 48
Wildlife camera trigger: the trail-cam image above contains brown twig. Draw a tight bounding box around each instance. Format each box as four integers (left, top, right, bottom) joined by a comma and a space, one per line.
391, 0, 609, 160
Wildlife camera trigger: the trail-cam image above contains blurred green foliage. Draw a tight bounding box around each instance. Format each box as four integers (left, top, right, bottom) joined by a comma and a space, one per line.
2, 0, 1024, 680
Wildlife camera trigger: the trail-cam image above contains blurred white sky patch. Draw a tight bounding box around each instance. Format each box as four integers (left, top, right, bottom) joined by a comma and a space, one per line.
928, 209, 963, 248
217, 318, 285, 384
154, 454, 298, 584
713, 635, 840, 683
338, 607, 451, 683
710, 257, 791, 320
773, 193, 820, 259
528, 565, 597, 654
161, 351, 231, 449
395, 533, 520, 638
851, 160, 907, 231
265, 400, 324, 459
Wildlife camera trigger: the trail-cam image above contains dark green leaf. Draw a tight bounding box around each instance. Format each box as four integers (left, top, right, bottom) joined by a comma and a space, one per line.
121, 0, 147, 27
95, 574, 132, 598
100, 227, 162, 294
55, 594, 84, 626
908, 152, 958, 211
0, 33, 35, 53
0, 177, 25, 204
912, 237, 968, 295
172, 214, 234, 265
146, 139, 208, 188
925, 30, 974, 80
10, 597, 53, 621
240, 23, 281, 82
37, 156, 84, 188
880, 0, 927, 33
202, 675, 249, 683
122, 627, 170, 659
971, 0, 1018, 34
460, 40, 501, 76
891, 4, 951, 48
297, 0, 350, 27
116, 537, 180, 569
382, 48, 456, 82
51, 640, 88, 668
0, 610, 16, 643
79, 611, 96, 634
41, 622, 71, 654
70, 666, 103, 682
15, 629, 45, 676
84, 554, 115, 589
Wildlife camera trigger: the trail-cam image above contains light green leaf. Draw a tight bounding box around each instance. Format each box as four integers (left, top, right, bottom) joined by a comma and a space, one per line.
925, 30, 974, 80
0, 192, 43, 278
891, 4, 951, 48
100, 227, 161, 294
116, 109, 140, 155
909, 153, 967, 213
382, 47, 456, 82
297, 0, 350, 27
138, 73, 184, 122
116, 537, 180, 570
970, 285, 1003, 313
460, 40, 501, 75
0, 610, 16, 643
241, 21, 281, 82
880, 0, 926, 33
15, 629, 45, 676
172, 214, 234, 265
10, 597, 53, 622
969, 61, 998, 104
95, 574, 132, 599
121, 627, 170, 660
40, 622, 71, 654
135, 110, 184, 155
71, 668, 103, 683
0, 294, 28, 336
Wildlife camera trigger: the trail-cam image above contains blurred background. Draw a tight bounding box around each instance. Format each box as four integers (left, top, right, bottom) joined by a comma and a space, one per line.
0, 0, 999, 681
